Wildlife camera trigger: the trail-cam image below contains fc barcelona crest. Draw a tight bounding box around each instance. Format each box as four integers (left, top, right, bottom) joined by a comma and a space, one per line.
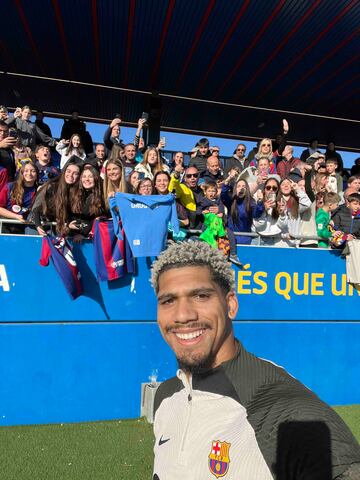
208, 440, 231, 478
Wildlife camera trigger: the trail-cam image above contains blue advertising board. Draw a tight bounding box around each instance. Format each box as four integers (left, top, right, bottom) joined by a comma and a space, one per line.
1, 236, 359, 321
0, 235, 359, 425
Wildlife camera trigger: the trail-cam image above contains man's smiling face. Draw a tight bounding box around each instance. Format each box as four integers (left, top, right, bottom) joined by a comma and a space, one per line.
157, 265, 237, 373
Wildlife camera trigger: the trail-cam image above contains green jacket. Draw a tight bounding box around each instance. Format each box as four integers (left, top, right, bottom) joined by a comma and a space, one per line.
316, 208, 331, 247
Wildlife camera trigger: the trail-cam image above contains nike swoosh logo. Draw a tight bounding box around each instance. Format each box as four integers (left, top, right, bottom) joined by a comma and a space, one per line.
158, 435, 170, 446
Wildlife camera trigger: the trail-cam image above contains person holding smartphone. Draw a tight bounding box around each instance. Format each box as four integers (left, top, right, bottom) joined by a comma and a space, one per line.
6, 106, 57, 150
253, 178, 289, 246
221, 169, 264, 246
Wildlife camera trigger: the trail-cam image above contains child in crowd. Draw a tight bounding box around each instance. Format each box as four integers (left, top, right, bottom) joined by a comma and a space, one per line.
256, 157, 276, 176
326, 159, 342, 193
331, 193, 360, 244
35, 145, 60, 186
315, 192, 341, 248
199, 181, 224, 218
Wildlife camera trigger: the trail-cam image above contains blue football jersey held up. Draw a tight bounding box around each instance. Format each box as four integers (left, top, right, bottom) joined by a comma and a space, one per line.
109, 193, 179, 257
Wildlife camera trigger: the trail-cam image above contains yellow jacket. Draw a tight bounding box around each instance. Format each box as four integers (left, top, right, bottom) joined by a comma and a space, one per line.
169, 175, 196, 211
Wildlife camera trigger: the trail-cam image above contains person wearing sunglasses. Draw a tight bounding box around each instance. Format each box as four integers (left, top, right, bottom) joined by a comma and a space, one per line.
254, 178, 289, 246
224, 143, 250, 177
169, 165, 204, 228
250, 138, 276, 170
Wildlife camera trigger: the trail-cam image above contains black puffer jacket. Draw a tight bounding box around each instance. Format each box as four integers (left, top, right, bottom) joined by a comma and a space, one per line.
332, 204, 360, 237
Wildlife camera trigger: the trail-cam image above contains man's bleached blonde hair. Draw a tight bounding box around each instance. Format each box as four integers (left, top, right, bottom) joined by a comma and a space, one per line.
151, 241, 235, 294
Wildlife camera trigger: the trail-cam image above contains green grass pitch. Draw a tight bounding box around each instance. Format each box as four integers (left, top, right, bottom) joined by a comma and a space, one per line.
0, 406, 358, 480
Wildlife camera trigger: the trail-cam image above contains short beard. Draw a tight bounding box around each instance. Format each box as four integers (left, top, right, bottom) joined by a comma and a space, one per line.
176, 351, 214, 375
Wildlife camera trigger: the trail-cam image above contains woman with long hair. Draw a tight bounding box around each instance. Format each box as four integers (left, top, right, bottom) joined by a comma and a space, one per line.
135, 147, 169, 180
31, 157, 82, 236
68, 166, 105, 241
103, 158, 127, 209
279, 177, 311, 245
250, 138, 277, 170
221, 169, 264, 245
100, 144, 124, 179
57, 133, 86, 169
0, 162, 38, 228
254, 178, 289, 246
153, 171, 189, 227
154, 171, 171, 195
127, 170, 141, 193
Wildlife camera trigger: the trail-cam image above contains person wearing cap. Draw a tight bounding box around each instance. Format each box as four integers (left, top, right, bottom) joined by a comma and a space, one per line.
151, 241, 360, 479
276, 145, 301, 180
305, 151, 325, 166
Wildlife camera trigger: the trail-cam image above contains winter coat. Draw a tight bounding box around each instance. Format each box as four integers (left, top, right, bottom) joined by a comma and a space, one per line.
6, 117, 56, 150
332, 205, 360, 238
56, 141, 86, 170
134, 162, 170, 181
221, 183, 264, 245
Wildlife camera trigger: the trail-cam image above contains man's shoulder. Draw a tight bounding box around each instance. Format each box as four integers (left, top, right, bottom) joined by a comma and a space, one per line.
224, 344, 328, 410
154, 375, 183, 416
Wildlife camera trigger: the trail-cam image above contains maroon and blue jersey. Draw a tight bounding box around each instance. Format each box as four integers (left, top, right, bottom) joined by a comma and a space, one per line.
91, 219, 134, 282
36, 162, 60, 186
39, 236, 83, 300
0, 182, 36, 218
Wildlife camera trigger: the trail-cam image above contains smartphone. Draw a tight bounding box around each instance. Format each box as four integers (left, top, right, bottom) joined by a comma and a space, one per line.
268, 192, 276, 202
9, 128, 17, 138
141, 112, 149, 123
160, 136, 166, 147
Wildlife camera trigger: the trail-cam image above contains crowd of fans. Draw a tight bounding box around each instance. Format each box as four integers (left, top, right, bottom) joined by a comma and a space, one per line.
0, 105, 359, 264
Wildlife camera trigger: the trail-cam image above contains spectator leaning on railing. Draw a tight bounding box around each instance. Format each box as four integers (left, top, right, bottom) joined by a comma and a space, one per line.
67, 166, 106, 243
0, 161, 38, 234
169, 164, 204, 229
0, 104, 358, 253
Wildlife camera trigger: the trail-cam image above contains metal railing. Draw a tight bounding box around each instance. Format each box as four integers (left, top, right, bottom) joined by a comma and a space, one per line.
0, 218, 324, 248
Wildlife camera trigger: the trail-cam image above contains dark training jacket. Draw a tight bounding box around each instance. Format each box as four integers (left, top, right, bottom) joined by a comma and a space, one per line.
153, 341, 360, 479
